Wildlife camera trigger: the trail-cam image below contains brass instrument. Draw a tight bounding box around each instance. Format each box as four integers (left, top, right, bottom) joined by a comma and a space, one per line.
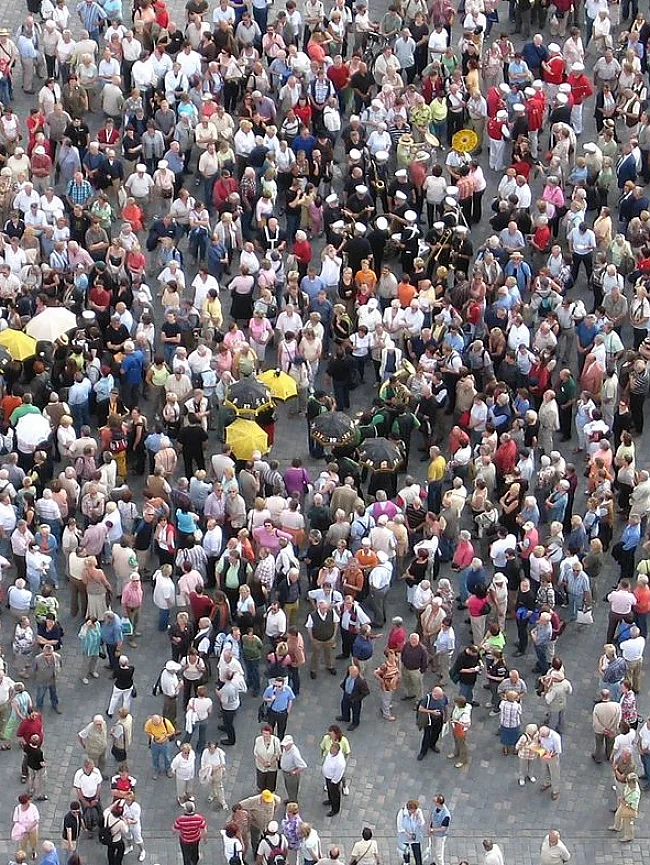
432, 228, 453, 261
370, 158, 385, 192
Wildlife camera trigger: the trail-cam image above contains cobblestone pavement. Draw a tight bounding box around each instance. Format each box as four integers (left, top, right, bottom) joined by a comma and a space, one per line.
0, 0, 648, 860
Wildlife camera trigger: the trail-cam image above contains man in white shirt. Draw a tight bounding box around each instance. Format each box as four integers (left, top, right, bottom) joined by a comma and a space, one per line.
568, 223, 596, 282
620, 626, 645, 692
368, 551, 392, 626
265, 601, 288, 642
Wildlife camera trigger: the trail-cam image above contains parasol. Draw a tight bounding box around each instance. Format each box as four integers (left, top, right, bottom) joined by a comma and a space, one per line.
15, 413, 52, 451
357, 437, 404, 471
0, 329, 37, 361
225, 418, 269, 460
224, 376, 274, 416
451, 128, 479, 153
311, 411, 356, 447
25, 308, 78, 342
257, 369, 298, 401
0, 345, 11, 375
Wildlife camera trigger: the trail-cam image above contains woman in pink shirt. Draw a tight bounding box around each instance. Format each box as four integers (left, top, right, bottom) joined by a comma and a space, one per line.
452, 530, 475, 572
252, 520, 292, 555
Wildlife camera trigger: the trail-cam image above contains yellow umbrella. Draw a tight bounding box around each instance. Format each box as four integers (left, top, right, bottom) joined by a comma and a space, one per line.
257, 369, 298, 401
0, 329, 37, 361
225, 418, 269, 461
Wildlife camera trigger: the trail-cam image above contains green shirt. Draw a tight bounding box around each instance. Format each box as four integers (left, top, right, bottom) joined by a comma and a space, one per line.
242, 633, 264, 661
557, 377, 576, 407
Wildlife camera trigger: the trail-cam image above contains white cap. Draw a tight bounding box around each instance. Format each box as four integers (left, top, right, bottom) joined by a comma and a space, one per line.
524, 87, 535, 97
548, 42, 561, 52
404, 210, 417, 222
375, 150, 389, 162
556, 93, 568, 104
326, 193, 338, 204
584, 142, 597, 153
496, 109, 508, 120
355, 184, 368, 195
444, 196, 457, 207
499, 83, 510, 94
433, 221, 445, 230
158, 159, 168, 169
376, 216, 389, 230
354, 222, 367, 234
533, 79, 543, 89
456, 226, 469, 234
513, 103, 526, 113
558, 83, 571, 93
331, 220, 345, 229
395, 190, 408, 200
415, 151, 429, 162
349, 148, 362, 160
395, 169, 407, 178
136, 163, 146, 172
446, 186, 459, 197
572, 61, 585, 72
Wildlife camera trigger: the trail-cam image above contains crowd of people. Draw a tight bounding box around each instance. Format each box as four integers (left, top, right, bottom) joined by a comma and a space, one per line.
0, 0, 648, 858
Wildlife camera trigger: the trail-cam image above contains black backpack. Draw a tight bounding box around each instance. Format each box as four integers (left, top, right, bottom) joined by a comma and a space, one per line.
98, 816, 114, 846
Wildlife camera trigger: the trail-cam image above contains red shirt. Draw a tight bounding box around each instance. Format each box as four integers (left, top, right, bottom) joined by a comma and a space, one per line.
568, 73, 594, 105
295, 104, 312, 129
543, 55, 565, 85
292, 238, 311, 265
174, 813, 207, 844
328, 63, 350, 91
532, 224, 551, 251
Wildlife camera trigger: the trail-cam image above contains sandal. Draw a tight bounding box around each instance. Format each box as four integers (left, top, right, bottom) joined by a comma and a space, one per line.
0, 742, 12, 750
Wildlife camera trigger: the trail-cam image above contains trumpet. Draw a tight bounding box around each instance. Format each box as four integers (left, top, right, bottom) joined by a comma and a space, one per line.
370, 159, 385, 192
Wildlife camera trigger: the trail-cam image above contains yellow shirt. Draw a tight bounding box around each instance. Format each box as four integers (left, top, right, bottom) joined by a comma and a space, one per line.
144, 717, 175, 744
427, 455, 446, 482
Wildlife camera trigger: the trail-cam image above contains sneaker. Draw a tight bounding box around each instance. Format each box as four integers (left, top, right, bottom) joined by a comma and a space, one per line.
489, 710, 499, 717
454, 762, 465, 768
82, 678, 89, 685
342, 785, 349, 796
529, 776, 537, 783
207, 795, 214, 802
124, 846, 134, 855
152, 774, 158, 780
91, 671, 100, 679
518, 778, 525, 786
139, 852, 146, 861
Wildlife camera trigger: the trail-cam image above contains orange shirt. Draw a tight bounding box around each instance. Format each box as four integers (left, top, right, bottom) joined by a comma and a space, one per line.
355, 549, 378, 571
397, 282, 417, 308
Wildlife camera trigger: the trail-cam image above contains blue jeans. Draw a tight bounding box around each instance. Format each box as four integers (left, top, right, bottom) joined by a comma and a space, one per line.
252, 4, 268, 31
150, 741, 171, 773
547, 708, 565, 733
0, 76, 11, 104
459, 682, 474, 702
70, 402, 90, 435
534, 643, 550, 670
243, 657, 260, 695
458, 567, 470, 603
36, 684, 58, 709
158, 608, 170, 632
567, 592, 581, 621
183, 719, 208, 755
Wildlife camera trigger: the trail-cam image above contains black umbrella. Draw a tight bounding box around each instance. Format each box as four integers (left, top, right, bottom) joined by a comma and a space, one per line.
357, 437, 404, 471
224, 376, 274, 416
0, 346, 11, 374
311, 411, 356, 447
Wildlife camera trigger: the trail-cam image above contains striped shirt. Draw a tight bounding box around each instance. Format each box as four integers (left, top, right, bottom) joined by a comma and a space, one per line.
66, 179, 92, 205
173, 813, 207, 844
76, 0, 106, 31
499, 699, 522, 729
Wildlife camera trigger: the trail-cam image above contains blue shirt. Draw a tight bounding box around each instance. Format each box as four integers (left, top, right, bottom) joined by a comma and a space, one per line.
263, 684, 296, 712
121, 351, 144, 385
101, 617, 123, 645
622, 523, 642, 551
300, 275, 324, 301
291, 134, 316, 158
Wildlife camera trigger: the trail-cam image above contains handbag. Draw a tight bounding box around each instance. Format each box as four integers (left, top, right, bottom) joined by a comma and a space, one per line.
576, 608, 594, 625
416, 696, 430, 730
257, 701, 269, 723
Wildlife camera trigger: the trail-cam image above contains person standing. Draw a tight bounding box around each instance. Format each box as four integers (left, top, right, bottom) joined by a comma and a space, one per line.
173, 801, 207, 865
279, 735, 307, 803
337, 665, 370, 730
609, 773, 641, 843
416, 686, 449, 761
262, 678, 296, 740
78, 715, 108, 776
170, 744, 197, 806
540, 830, 570, 865
306, 601, 339, 679
592, 689, 622, 764
482, 840, 505, 865
107, 656, 135, 718
31, 644, 62, 713
321, 742, 346, 816
200, 741, 228, 809
122, 790, 146, 862
102, 800, 128, 865
538, 725, 562, 801
216, 670, 243, 746
428, 795, 451, 865
448, 695, 472, 768
400, 634, 429, 703
620, 626, 645, 693
396, 800, 426, 865
254, 726, 282, 793
373, 648, 401, 722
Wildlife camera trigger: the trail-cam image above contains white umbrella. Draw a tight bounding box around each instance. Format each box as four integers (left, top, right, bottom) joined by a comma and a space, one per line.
16, 414, 51, 452
26, 308, 78, 342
